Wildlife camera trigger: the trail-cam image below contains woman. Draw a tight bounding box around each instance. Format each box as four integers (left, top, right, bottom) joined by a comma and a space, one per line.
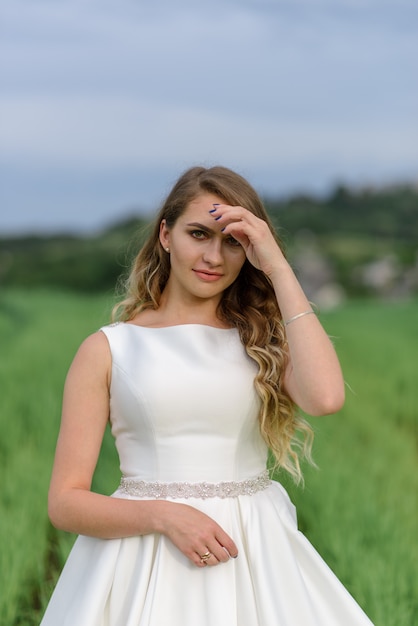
41, 166, 374, 625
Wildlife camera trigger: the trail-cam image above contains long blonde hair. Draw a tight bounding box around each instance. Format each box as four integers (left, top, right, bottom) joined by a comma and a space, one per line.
113, 166, 314, 482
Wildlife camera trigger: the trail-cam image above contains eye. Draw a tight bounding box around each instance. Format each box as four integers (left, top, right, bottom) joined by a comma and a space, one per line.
190, 229, 208, 240
225, 235, 241, 247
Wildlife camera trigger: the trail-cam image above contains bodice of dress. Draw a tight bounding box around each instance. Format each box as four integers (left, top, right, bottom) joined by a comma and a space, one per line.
100, 323, 268, 483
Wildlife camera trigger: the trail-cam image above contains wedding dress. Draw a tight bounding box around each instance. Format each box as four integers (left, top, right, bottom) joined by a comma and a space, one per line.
40, 323, 374, 625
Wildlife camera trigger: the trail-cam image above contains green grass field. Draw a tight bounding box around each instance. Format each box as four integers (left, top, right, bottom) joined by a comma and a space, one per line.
0, 289, 416, 625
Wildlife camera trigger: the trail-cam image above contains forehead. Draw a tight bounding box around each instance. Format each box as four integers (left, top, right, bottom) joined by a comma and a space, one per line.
181, 193, 223, 218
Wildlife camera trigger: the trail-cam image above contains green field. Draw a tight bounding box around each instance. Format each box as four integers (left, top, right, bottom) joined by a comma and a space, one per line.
0, 289, 417, 625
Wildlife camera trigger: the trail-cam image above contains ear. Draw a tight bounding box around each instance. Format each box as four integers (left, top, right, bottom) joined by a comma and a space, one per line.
159, 219, 170, 250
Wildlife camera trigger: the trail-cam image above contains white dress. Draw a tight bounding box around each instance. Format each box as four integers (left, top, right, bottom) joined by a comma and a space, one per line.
41, 323, 374, 626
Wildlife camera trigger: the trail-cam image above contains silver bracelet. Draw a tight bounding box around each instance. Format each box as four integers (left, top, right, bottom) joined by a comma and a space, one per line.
284, 309, 315, 326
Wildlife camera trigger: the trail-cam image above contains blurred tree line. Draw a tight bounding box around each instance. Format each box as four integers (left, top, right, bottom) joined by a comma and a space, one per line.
0, 183, 417, 301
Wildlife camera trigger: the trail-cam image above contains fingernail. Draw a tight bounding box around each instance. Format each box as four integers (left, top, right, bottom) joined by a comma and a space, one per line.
221, 227, 225, 232
209, 208, 216, 213
213, 203, 220, 206
232, 554, 238, 559
214, 216, 222, 221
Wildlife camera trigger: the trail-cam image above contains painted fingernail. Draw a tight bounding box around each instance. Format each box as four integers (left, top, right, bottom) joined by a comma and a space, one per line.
214, 216, 222, 221
209, 208, 217, 213
213, 203, 220, 206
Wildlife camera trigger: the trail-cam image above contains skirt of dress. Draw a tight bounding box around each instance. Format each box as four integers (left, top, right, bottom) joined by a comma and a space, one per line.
40, 482, 374, 626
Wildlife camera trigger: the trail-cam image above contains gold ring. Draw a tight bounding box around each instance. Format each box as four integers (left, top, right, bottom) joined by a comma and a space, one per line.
200, 551, 212, 562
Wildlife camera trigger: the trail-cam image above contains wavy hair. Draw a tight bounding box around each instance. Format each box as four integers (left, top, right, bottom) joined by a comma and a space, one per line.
113, 166, 314, 482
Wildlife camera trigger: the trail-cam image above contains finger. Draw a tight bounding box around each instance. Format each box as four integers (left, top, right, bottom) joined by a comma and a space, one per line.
205, 552, 220, 567
194, 551, 211, 568
205, 542, 239, 565
222, 545, 238, 559
214, 532, 239, 560
223, 217, 273, 255
198, 545, 222, 562
211, 204, 258, 225
205, 544, 227, 564
195, 549, 217, 567
221, 222, 250, 246
197, 535, 237, 566
214, 212, 263, 243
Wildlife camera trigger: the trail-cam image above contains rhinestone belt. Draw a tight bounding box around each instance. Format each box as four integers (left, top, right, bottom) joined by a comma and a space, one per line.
118, 470, 271, 500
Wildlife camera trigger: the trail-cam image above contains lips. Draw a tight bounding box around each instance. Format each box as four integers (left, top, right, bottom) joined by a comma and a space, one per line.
193, 269, 224, 282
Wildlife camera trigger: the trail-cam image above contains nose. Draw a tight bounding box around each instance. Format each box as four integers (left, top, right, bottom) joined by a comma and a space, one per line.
202, 237, 223, 266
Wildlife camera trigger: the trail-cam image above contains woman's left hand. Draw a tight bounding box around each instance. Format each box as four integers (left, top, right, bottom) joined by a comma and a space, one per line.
210, 204, 284, 277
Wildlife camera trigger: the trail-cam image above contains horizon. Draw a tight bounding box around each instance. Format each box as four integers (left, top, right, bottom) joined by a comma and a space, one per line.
2, 0, 417, 236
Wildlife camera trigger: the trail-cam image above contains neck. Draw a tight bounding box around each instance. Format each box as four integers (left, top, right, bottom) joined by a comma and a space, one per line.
142, 293, 228, 328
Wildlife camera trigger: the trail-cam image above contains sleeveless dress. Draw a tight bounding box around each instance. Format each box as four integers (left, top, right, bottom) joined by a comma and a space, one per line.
40, 323, 374, 626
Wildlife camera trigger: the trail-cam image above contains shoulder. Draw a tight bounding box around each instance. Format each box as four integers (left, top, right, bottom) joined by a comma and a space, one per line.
78, 329, 111, 356
69, 331, 111, 380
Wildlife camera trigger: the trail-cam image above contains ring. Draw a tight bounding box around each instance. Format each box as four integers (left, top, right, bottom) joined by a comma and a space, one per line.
200, 551, 212, 562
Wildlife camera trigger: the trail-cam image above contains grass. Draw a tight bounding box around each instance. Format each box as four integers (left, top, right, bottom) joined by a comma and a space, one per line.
0, 289, 118, 624
280, 299, 418, 625
0, 290, 416, 625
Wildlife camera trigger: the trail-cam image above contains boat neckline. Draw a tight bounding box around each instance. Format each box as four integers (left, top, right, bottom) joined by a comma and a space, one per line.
122, 322, 236, 331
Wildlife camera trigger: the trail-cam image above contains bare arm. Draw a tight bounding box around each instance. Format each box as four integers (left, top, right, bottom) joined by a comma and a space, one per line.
48, 331, 237, 566
267, 259, 345, 416
212, 204, 345, 416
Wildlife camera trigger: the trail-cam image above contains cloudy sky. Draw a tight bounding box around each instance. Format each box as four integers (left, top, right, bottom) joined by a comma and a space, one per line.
1, 0, 417, 234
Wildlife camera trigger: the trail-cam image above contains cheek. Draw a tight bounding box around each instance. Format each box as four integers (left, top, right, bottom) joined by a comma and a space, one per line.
231, 252, 246, 275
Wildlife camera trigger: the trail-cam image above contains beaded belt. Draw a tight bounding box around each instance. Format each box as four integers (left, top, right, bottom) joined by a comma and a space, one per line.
118, 470, 271, 500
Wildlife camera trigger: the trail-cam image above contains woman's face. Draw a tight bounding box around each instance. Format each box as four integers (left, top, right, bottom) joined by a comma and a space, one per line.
159, 193, 246, 305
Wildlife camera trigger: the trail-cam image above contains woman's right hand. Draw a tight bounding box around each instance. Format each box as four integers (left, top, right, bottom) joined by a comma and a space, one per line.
48, 331, 238, 567
158, 501, 238, 567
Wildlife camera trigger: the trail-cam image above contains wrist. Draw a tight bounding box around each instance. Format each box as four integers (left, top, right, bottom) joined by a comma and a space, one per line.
148, 500, 182, 535
264, 257, 291, 281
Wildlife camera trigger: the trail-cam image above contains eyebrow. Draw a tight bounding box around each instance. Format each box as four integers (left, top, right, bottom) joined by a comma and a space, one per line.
186, 222, 217, 234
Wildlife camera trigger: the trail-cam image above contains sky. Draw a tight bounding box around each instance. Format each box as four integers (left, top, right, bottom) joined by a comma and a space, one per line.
1, 0, 417, 235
